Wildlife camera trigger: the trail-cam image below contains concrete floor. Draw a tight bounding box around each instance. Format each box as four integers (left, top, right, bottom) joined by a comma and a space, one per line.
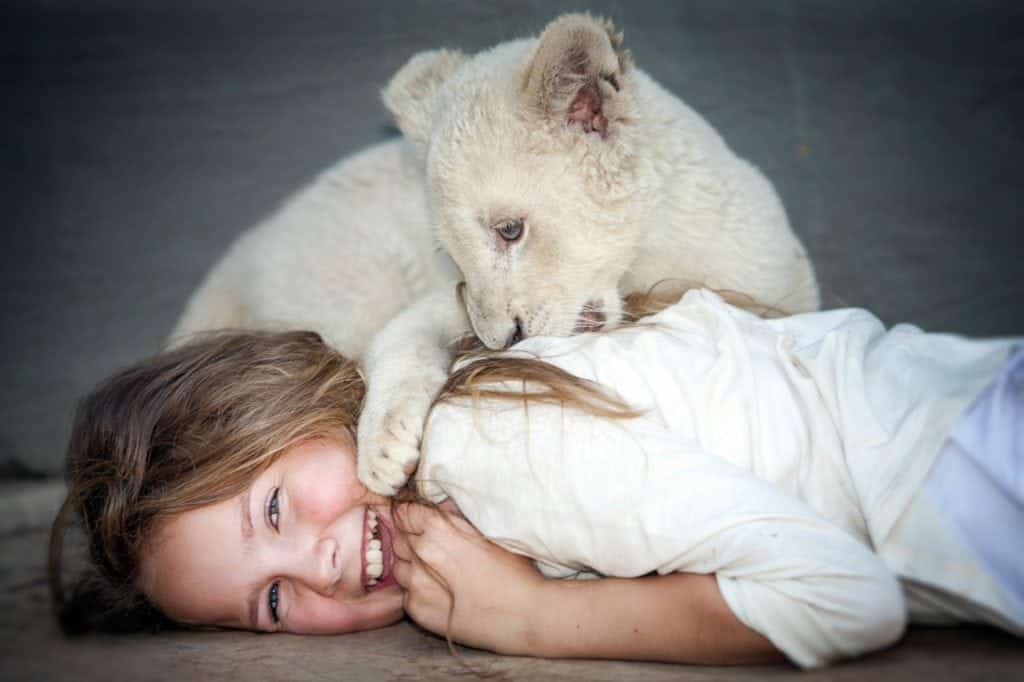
3, 1, 1024, 679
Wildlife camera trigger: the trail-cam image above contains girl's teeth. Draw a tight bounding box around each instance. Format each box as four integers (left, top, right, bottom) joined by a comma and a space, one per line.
365, 508, 386, 586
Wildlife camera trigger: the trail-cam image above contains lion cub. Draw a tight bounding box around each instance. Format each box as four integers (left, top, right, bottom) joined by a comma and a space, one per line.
173, 14, 819, 494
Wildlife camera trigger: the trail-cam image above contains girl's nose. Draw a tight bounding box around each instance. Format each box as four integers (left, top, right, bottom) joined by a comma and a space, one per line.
312, 535, 340, 594
274, 533, 340, 595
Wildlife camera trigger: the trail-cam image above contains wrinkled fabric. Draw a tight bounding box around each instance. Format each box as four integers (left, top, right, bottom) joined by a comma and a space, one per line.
918, 351, 1023, 621
418, 289, 1022, 667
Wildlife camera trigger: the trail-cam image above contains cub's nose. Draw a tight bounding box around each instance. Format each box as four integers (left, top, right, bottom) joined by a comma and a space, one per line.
504, 317, 524, 349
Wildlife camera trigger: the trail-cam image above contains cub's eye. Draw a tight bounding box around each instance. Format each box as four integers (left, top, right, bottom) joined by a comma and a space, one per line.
267, 487, 280, 530
495, 218, 525, 242
268, 582, 280, 623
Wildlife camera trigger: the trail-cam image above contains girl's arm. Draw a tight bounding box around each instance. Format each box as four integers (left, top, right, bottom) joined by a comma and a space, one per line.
393, 504, 781, 664
419, 399, 907, 668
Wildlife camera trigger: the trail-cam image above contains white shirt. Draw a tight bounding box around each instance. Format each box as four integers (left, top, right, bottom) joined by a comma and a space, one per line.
417, 289, 1021, 668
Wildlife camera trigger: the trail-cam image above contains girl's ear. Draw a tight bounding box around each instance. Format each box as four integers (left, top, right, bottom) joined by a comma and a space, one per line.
382, 49, 466, 146
520, 13, 632, 138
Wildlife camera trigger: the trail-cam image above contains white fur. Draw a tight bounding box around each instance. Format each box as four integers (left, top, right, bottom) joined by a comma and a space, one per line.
173, 14, 819, 495
172, 140, 457, 356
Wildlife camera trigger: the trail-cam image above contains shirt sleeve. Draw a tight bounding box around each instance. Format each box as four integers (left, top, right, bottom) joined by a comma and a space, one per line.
419, 398, 907, 668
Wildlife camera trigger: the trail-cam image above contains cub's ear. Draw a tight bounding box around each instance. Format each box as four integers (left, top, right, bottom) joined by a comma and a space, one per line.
383, 49, 466, 145
521, 13, 631, 138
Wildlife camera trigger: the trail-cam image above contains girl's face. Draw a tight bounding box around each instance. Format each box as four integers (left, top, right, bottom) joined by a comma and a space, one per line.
139, 434, 403, 633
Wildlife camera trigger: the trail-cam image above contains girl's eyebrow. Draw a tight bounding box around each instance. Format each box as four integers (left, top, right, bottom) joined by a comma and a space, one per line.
240, 489, 260, 629
247, 588, 260, 631
240, 489, 254, 544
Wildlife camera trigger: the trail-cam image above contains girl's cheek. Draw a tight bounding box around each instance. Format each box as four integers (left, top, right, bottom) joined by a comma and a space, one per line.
287, 589, 404, 634
296, 466, 360, 519
297, 485, 345, 523
283, 590, 336, 634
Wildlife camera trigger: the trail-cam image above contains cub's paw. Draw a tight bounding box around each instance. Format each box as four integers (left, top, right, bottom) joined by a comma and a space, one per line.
357, 391, 433, 496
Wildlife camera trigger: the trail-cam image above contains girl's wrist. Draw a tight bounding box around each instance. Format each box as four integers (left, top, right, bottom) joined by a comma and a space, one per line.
488, 572, 556, 657
507, 576, 581, 658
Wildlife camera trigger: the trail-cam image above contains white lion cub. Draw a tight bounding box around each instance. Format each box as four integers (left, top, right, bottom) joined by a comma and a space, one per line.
356, 14, 819, 493
173, 14, 819, 495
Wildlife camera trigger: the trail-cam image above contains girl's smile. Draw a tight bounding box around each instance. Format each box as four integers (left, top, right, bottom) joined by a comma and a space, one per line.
138, 434, 404, 634
362, 507, 397, 591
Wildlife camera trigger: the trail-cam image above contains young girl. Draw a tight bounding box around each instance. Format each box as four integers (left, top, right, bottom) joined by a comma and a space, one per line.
50, 289, 1022, 668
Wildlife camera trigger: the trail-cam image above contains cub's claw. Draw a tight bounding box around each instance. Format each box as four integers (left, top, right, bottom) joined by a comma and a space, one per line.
357, 394, 431, 496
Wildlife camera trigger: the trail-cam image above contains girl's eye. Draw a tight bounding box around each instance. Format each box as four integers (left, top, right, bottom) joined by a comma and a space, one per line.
267, 487, 280, 530
495, 218, 525, 242
268, 582, 280, 623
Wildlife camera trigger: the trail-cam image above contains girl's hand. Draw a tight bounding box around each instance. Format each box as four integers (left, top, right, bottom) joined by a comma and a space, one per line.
391, 502, 781, 664
392, 501, 545, 654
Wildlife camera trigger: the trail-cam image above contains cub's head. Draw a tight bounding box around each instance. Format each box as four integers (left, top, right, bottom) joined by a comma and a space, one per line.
384, 14, 653, 349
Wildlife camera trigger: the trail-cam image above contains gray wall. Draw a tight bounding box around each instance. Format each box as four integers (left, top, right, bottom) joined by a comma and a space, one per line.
3, 0, 1023, 474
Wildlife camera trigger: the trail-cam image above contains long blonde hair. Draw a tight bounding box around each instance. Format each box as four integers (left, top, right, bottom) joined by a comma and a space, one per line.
49, 330, 364, 633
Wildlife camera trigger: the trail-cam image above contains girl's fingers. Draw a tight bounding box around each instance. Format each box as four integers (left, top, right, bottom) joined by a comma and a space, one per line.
437, 498, 462, 516
393, 554, 448, 620
392, 557, 412, 588
392, 525, 412, 561
396, 501, 477, 542
393, 502, 433, 534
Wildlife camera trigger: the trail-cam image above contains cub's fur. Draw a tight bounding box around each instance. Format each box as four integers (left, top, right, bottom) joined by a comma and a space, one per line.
173, 14, 819, 494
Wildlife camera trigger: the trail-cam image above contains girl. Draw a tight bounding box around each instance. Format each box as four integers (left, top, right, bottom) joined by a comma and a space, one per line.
49, 290, 1022, 668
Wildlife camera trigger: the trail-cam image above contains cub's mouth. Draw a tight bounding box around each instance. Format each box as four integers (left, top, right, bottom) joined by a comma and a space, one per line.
573, 300, 606, 334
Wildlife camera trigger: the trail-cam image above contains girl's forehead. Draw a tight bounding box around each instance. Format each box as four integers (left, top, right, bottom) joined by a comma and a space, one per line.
137, 492, 250, 627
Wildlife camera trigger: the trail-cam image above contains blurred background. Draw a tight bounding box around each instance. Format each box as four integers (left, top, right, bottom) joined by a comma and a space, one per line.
3, 0, 1023, 476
